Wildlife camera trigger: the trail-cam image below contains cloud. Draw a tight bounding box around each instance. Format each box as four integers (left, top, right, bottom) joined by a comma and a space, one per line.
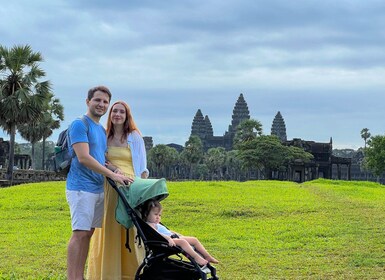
1, 0, 385, 150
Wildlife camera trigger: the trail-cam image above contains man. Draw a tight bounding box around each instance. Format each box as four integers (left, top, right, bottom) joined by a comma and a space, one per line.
66, 86, 132, 280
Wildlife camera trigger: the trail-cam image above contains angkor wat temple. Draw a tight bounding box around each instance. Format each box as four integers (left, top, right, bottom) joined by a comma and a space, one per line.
190, 93, 250, 151
0, 138, 32, 169
0, 93, 381, 184
0, 138, 60, 186
190, 93, 353, 182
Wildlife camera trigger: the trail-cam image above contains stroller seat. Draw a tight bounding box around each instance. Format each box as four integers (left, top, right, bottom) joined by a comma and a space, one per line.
107, 177, 219, 280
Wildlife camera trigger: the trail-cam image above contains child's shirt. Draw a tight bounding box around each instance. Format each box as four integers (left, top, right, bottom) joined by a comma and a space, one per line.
150, 222, 173, 236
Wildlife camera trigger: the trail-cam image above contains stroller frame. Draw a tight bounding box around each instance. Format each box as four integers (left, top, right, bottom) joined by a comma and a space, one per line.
107, 177, 219, 280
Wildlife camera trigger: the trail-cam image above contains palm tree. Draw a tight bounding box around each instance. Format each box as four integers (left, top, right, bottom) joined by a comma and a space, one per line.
365, 135, 385, 182
40, 95, 64, 169
360, 128, 371, 180
225, 150, 243, 181
360, 128, 371, 149
180, 135, 204, 179
148, 144, 179, 178
204, 147, 227, 180
0, 44, 50, 182
18, 94, 63, 170
233, 119, 263, 149
18, 122, 44, 169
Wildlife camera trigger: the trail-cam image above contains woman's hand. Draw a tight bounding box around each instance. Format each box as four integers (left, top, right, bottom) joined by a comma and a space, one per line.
141, 171, 149, 179
114, 168, 124, 175
110, 173, 133, 186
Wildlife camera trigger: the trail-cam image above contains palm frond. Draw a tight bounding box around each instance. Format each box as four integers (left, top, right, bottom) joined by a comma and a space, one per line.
35, 80, 51, 96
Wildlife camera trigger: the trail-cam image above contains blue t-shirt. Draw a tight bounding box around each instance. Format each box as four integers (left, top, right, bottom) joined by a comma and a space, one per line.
66, 115, 107, 194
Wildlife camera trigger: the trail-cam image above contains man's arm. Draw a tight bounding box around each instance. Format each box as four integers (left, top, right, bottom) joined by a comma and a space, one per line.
73, 142, 132, 185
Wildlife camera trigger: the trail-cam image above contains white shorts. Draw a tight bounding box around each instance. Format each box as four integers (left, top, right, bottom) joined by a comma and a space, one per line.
66, 190, 104, 231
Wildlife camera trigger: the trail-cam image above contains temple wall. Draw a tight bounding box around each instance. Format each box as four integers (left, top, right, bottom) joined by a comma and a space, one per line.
0, 169, 64, 187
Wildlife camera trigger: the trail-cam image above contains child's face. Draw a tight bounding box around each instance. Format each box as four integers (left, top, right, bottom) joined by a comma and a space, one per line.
147, 207, 162, 224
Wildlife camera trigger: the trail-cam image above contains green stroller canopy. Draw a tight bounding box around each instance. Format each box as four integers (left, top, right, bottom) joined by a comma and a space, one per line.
114, 177, 169, 229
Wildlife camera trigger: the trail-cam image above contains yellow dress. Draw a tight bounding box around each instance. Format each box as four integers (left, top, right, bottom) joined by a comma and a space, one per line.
87, 146, 145, 280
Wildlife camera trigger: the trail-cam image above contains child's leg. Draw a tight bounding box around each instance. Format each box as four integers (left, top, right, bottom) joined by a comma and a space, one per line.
173, 239, 208, 266
181, 236, 219, 263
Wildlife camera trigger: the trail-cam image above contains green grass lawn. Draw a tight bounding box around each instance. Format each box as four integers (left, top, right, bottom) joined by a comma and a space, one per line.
0, 179, 384, 279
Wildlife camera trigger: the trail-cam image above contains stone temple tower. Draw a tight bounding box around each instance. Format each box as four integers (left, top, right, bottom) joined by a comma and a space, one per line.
226, 93, 250, 136
191, 110, 214, 139
271, 111, 287, 142
223, 93, 250, 149
190, 93, 250, 150
204, 115, 214, 137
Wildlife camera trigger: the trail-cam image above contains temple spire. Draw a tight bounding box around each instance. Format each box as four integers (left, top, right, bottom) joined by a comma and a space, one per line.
190, 93, 251, 151
271, 111, 287, 142
204, 115, 213, 137
191, 109, 206, 139
227, 93, 250, 134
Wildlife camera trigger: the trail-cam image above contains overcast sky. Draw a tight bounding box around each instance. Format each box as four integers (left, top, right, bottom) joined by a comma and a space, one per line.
1, 0, 385, 150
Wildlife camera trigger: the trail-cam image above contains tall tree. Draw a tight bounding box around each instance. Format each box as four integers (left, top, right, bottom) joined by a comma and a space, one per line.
360, 128, 371, 180
360, 128, 371, 149
286, 146, 314, 164
233, 119, 263, 149
16, 141, 55, 170
0, 44, 50, 181
237, 135, 313, 179
18, 94, 63, 170
18, 121, 43, 169
180, 135, 203, 179
232, 118, 264, 178
225, 150, 244, 181
365, 135, 385, 180
195, 163, 209, 180
40, 95, 64, 169
204, 147, 227, 180
148, 144, 179, 178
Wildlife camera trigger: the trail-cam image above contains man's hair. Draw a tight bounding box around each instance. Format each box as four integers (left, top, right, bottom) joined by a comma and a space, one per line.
87, 86, 112, 101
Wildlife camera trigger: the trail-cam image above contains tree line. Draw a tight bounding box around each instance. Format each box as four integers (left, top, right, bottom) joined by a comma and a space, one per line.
12, 122, 315, 181
147, 125, 385, 182
360, 128, 385, 181
148, 120, 314, 180
1, 44, 385, 182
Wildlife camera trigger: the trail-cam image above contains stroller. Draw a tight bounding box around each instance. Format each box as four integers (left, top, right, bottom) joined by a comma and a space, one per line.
107, 177, 219, 280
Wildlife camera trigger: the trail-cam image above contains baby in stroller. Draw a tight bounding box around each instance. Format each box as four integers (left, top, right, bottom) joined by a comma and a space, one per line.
141, 200, 219, 266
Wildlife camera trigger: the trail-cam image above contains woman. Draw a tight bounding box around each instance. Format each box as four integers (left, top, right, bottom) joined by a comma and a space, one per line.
87, 100, 149, 279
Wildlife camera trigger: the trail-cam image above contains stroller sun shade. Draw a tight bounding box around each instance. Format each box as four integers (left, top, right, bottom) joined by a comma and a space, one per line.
114, 177, 169, 229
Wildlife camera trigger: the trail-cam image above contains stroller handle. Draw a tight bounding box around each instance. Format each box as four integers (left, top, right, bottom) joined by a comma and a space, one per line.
106, 177, 134, 214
